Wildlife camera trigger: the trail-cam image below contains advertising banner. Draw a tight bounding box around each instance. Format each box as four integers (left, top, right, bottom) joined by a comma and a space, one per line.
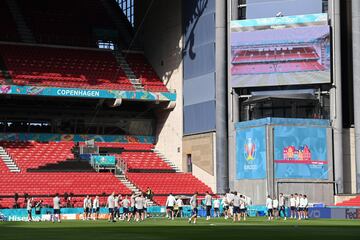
236, 126, 267, 179
91, 156, 116, 166
274, 126, 328, 179
230, 13, 331, 88
0, 85, 176, 102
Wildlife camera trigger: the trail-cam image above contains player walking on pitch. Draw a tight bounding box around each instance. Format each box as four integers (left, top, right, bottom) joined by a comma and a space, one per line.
188, 192, 198, 224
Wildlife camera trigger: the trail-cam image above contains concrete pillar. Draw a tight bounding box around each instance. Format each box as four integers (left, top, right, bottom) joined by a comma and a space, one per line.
215, 0, 229, 193
329, 0, 344, 193
352, 0, 360, 193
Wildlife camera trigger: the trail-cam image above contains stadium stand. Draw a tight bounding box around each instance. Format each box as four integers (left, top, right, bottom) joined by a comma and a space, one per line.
0, 0, 19, 42
117, 152, 174, 172
232, 47, 320, 64
0, 44, 135, 91
231, 61, 325, 75
17, 0, 116, 47
125, 53, 169, 92
126, 173, 213, 205
336, 196, 360, 207
0, 141, 75, 171
0, 172, 131, 208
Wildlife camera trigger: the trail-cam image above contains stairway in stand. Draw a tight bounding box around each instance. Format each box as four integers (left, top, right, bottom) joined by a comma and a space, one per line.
0, 146, 20, 172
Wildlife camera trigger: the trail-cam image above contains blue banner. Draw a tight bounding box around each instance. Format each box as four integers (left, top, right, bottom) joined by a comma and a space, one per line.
0, 85, 176, 102
91, 155, 116, 166
274, 126, 328, 179
236, 126, 267, 179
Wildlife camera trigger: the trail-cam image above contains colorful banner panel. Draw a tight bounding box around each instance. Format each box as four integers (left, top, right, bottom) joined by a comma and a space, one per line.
236, 126, 267, 179
230, 13, 331, 88
91, 155, 116, 166
0, 85, 176, 102
274, 126, 328, 179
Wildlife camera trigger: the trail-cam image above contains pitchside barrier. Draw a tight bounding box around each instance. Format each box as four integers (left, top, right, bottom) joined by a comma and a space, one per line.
1, 206, 359, 221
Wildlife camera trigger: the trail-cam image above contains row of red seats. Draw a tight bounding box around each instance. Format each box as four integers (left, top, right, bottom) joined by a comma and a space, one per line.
231, 61, 325, 75
116, 152, 173, 171
0, 44, 135, 91
79, 142, 154, 151
0, 172, 131, 208
336, 196, 360, 207
126, 173, 212, 205
0, 141, 75, 170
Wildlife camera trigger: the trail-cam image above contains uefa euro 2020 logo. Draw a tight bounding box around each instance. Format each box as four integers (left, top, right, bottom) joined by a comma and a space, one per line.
244, 138, 256, 161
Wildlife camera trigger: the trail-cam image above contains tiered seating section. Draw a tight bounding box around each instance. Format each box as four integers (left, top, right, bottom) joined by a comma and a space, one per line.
336, 196, 360, 207
232, 48, 319, 64
0, 172, 130, 208
0, 141, 213, 208
126, 53, 168, 92
126, 173, 213, 205
231, 47, 325, 75
84, 142, 174, 172
0, 0, 19, 42
17, 0, 115, 47
0, 141, 74, 171
0, 44, 134, 90
117, 152, 174, 172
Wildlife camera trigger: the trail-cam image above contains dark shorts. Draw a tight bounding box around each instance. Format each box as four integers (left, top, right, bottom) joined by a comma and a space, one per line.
143, 208, 147, 212
166, 206, 174, 211
233, 207, 240, 214
298, 207, 304, 211
214, 207, 219, 211
267, 209, 273, 215
178, 207, 183, 211
93, 207, 100, 213
206, 206, 212, 216
123, 208, 129, 214
240, 208, 246, 213
114, 207, 119, 213
223, 206, 229, 210
192, 208, 198, 216
133, 207, 137, 214
54, 209, 60, 214
108, 208, 114, 214
27, 210, 32, 214
136, 208, 144, 214
84, 207, 90, 213
290, 206, 296, 211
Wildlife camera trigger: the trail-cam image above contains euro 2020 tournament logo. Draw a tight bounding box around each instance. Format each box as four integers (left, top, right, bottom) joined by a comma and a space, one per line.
244, 138, 258, 171
244, 138, 256, 161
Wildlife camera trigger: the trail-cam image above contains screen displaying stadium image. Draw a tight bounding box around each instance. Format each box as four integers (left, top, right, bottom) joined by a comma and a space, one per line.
231, 14, 331, 88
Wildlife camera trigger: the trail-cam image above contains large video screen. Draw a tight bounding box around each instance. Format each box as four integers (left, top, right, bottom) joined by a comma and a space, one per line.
231, 14, 331, 88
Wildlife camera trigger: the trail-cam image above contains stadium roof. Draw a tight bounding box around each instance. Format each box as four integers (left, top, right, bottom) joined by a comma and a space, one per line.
231, 25, 329, 47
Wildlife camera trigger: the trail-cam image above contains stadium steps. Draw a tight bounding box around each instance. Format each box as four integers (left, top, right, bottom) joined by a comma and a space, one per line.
115, 174, 156, 206
153, 149, 181, 172
113, 50, 144, 90
116, 174, 142, 194
5, 0, 35, 43
0, 147, 20, 172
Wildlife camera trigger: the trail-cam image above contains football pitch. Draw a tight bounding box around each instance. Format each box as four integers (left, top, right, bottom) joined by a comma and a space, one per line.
0, 218, 360, 240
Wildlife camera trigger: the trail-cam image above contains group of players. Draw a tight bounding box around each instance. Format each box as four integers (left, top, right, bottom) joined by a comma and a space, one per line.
25, 191, 309, 223
265, 193, 309, 220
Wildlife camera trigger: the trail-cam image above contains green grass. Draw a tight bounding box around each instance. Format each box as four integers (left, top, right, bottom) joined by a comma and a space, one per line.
1, 218, 360, 240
